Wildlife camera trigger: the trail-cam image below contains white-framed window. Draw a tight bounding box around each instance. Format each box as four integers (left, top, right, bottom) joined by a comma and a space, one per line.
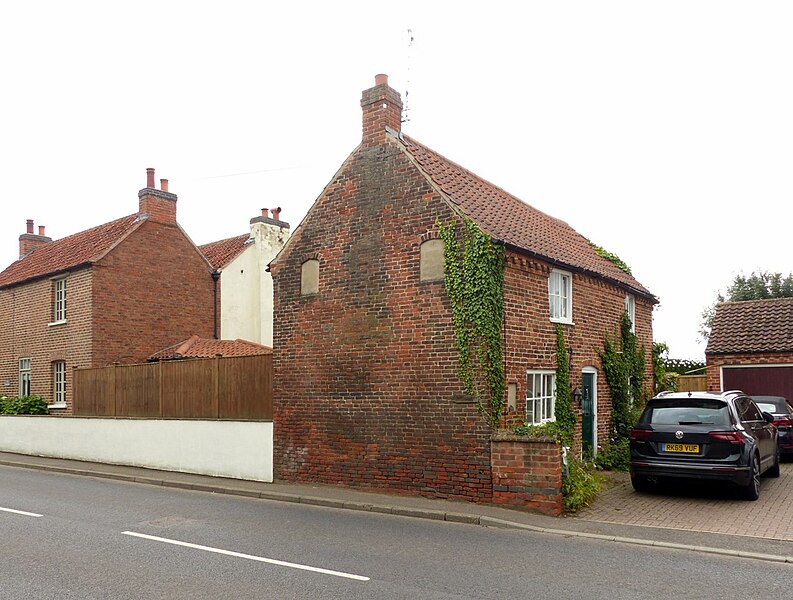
548, 270, 572, 323
624, 294, 635, 333
52, 361, 66, 405
19, 358, 31, 396
53, 277, 67, 322
526, 370, 556, 425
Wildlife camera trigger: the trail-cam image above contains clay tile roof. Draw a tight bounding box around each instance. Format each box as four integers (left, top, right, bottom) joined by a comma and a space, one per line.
199, 234, 251, 270
0, 214, 144, 289
706, 298, 793, 354
397, 134, 653, 299
148, 335, 272, 361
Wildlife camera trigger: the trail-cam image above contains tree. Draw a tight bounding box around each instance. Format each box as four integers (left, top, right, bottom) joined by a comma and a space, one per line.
700, 271, 793, 340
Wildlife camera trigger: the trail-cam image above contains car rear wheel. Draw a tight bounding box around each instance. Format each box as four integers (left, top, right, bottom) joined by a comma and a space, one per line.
742, 454, 761, 500
767, 447, 781, 478
631, 475, 654, 493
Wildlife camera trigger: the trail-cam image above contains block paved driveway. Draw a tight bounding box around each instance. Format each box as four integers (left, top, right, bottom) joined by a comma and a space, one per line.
575, 462, 793, 541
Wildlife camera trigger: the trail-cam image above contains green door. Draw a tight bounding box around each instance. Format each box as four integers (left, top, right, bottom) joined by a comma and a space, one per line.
581, 372, 596, 459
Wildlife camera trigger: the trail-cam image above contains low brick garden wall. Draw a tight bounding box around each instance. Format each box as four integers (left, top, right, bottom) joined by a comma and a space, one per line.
490, 432, 563, 516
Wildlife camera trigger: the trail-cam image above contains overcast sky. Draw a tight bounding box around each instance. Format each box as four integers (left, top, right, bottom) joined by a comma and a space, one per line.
2, 1, 791, 361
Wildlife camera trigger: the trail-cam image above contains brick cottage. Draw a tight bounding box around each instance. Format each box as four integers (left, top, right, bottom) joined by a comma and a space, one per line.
270, 75, 655, 504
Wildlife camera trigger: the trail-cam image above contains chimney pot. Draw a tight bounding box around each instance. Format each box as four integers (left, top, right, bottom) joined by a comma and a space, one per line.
375, 74, 388, 86
38, 225, 45, 236
146, 168, 155, 188
271, 207, 281, 220
26, 219, 34, 234
261, 208, 269, 217
160, 178, 169, 192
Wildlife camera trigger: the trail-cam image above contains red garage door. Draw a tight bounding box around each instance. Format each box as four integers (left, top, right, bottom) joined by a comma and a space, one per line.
722, 366, 793, 400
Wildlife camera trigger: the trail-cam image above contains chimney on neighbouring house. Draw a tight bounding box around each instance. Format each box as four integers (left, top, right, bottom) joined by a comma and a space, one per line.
138, 167, 177, 224
18, 219, 52, 259
250, 207, 288, 228
360, 74, 403, 148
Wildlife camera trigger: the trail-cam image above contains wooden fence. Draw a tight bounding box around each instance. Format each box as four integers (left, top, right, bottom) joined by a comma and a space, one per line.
677, 374, 708, 392
73, 355, 272, 420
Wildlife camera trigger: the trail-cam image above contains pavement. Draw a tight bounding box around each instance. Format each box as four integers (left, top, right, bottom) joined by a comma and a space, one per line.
2, 451, 793, 566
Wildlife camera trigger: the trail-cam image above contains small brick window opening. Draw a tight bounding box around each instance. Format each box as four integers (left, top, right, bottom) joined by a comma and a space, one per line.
419, 239, 444, 282
301, 259, 320, 295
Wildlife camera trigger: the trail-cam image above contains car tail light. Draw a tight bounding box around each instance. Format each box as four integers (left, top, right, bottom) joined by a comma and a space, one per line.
629, 428, 652, 441
708, 431, 744, 444
773, 417, 792, 427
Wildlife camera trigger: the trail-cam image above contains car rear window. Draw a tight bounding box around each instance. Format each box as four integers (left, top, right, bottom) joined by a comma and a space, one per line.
644, 400, 731, 426
755, 402, 778, 414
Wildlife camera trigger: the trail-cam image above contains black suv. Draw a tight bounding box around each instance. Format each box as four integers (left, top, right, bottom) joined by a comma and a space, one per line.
629, 390, 779, 500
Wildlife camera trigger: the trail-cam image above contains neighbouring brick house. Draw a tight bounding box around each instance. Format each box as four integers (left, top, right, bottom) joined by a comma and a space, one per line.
199, 208, 289, 347
0, 169, 215, 412
706, 298, 793, 399
270, 75, 655, 503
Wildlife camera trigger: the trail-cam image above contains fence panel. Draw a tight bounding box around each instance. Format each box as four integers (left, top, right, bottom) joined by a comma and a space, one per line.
73, 367, 115, 416
115, 363, 161, 417
72, 355, 272, 420
161, 359, 216, 418
219, 355, 272, 419
677, 374, 707, 392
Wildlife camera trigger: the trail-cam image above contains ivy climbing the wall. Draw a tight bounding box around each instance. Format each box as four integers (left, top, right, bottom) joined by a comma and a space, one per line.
553, 324, 577, 446
438, 217, 505, 429
599, 312, 646, 442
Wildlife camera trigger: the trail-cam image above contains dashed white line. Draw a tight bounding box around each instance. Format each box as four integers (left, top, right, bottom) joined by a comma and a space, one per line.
121, 531, 370, 581
0, 506, 43, 517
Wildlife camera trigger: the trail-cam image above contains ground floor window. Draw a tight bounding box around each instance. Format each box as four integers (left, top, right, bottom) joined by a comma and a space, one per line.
53, 361, 66, 405
19, 358, 31, 396
526, 370, 556, 425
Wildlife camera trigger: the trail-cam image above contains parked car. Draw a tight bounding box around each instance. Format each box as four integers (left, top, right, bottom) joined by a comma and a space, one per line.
629, 390, 779, 500
751, 395, 793, 460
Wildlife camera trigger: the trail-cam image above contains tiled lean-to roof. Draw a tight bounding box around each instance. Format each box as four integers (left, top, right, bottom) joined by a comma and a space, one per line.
199, 234, 251, 270
148, 335, 272, 361
0, 214, 144, 289
707, 298, 793, 354
396, 133, 653, 299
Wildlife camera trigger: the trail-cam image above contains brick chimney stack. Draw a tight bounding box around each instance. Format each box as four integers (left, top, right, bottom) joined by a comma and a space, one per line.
138, 167, 177, 224
360, 74, 403, 148
18, 219, 52, 259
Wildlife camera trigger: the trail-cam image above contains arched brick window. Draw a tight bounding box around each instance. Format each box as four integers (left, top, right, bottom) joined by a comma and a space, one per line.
301, 259, 320, 295
419, 239, 444, 282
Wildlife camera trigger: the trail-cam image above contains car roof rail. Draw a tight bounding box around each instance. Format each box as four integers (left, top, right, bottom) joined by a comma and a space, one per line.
721, 389, 745, 398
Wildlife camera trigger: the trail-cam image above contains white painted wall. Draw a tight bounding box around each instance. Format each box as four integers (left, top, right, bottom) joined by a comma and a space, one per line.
0, 416, 273, 482
220, 220, 288, 346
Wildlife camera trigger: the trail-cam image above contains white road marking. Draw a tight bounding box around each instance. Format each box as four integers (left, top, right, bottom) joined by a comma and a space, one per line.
121, 531, 370, 581
0, 506, 43, 517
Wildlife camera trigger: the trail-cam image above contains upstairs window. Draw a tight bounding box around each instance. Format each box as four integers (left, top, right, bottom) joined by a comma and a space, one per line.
624, 294, 636, 333
19, 358, 31, 396
53, 277, 67, 322
52, 361, 66, 405
548, 270, 572, 323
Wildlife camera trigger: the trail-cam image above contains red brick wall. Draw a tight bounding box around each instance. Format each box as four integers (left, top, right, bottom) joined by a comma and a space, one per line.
272, 141, 493, 502
491, 433, 563, 516
706, 353, 793, 392
503, 256, 655, 453
0, 269, 93, 409
91, 219, 215, 367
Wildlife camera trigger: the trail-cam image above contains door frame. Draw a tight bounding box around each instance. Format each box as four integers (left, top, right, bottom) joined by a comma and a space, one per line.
582, 367, 598, 456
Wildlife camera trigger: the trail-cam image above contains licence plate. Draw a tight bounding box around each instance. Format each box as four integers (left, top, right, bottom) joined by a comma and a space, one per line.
662, 443, 699, 453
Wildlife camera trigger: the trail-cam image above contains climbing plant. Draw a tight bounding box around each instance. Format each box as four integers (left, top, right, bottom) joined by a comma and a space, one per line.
438, 216, 505, 429
588, 241, 632, 275
553, 324, 576, 446
599, 312, 646, 441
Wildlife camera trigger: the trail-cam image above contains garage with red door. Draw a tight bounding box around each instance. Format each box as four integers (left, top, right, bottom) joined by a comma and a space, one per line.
721, 365, 793, 400
706, 298, 793, 402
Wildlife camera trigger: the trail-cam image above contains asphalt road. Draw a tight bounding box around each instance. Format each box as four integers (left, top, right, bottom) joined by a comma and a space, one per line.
1, 465, 791, 599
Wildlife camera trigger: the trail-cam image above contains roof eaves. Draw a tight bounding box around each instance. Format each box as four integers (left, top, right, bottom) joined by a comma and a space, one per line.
0, 261, 93, 290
